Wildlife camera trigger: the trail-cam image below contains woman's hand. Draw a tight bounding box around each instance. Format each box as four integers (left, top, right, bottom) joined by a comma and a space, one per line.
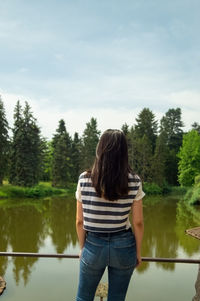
136, 254, 142, 268
79, 249, 83, 259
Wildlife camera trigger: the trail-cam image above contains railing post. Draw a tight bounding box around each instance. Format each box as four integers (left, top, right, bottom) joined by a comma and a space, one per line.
95, 282, 108, 300
0, 276, 6, 296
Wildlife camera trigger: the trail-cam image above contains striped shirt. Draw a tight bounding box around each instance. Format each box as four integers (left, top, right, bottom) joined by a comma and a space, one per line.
75, 171, 145, 233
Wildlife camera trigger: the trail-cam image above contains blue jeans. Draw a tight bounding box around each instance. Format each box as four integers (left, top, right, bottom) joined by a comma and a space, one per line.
76, 229, 137, 301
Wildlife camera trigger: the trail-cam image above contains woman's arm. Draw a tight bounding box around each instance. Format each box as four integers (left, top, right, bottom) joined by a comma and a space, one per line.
76, 200, 86, 254
131, 199, 144, 268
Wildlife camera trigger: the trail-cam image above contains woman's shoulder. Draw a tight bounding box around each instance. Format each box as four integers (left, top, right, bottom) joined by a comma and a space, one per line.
78, 171, 92, 180
128, 172, 141, 183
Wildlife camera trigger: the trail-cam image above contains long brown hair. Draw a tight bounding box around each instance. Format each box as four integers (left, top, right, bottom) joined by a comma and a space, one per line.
91, 129, 132, 201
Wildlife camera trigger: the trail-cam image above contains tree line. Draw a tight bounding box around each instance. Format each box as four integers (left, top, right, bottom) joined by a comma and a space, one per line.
0, 96, 200, 188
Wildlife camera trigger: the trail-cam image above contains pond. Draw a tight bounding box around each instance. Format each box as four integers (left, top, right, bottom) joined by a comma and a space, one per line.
0, 195, 200, 300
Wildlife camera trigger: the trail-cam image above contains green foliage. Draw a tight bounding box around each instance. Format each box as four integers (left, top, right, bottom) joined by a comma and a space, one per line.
160, 181, 172, 194
0, 97, 9, 185
184, 175, 200, 205
176, 200, 200, 255
121, 123, 129, 136
9, 101, 43, 187
160, 108, 184, 185
70, 132, 81, 182
52, 119, 71, 187
39, 139, 53, 181
143, 182, 162, 195
135, 108, 158, 150
81, 117, 100, 170
0, 183, 69, 198
192, 122, 200, 135
170, 186, 187, 195
138, 135, 153, 182
178, 130, 200, 186
127, 127, 153, 182
194, 174, 200, 186
152, 131, 168, 186
0, 100, 193, 196
160, 108, 184, 150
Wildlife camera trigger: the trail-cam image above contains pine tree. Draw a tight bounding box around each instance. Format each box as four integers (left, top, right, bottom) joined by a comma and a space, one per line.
0, 97, 9, 185
9, 101, 42, 186
121, 123, 129, 137
137, 135, 153, 182
152, 132, 168, 186
127, 126, 139, 172
127, 127, 153, 182
39, 139, 53, 182
71, 132, 81, 182
81, 118, 100, 171
160, 108, 184, 185
192, 122, 200, 134
52, 119, 71, 187
9, 100, 24, 184
160, 108, 184, 150
135, 108, 158, 151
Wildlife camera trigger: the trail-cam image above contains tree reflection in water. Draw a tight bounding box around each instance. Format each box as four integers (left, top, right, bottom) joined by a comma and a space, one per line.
138, 196, 200, 273
48, 197, 77, 254
0, 195, 200, 285
0, 197, 77, 285
0, 209, 9, 276
193, 265, 200, 301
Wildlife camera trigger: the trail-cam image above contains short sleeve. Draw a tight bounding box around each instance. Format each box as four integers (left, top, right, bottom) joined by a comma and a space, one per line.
75, 180, 82, 202
134, 182, 145, 201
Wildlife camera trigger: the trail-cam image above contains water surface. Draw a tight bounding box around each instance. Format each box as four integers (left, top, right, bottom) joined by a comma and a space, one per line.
0, 195, 200, 300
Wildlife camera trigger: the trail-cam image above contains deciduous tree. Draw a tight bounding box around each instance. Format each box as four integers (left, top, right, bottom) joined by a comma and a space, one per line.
178, 130, 200, 186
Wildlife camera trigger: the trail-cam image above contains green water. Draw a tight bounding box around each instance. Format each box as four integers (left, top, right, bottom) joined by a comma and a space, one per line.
0, 195, 200, 300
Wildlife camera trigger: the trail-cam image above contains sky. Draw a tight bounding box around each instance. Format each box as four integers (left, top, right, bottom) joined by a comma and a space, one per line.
0, 0, 200, 139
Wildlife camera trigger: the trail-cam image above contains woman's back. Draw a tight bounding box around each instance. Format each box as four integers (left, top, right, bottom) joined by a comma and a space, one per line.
76, 171, 142, 233
75, 129, 144, 301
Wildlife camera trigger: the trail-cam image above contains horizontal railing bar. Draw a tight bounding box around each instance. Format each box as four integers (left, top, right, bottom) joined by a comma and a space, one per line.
142, 257, 200, 264
0, 252, 200, 264
0, 252, 79, 258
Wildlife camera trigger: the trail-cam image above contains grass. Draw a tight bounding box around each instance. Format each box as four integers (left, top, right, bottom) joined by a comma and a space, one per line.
0, 181, 76, 199
0, 179, 190, 200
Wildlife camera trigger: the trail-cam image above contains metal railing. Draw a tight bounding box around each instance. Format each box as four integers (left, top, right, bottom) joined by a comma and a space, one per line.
0, 251, 200, 264
1, 252, 199, 300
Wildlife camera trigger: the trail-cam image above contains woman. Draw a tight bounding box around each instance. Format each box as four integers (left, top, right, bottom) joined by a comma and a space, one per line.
76, 129, 144, 301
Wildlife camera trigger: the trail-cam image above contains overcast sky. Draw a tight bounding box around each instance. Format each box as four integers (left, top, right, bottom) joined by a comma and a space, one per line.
0, 0, 200, 139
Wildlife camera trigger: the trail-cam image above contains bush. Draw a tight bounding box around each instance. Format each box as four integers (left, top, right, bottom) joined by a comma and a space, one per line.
160, 182, 172, 194
143, 182, 162, 195
184, 186, 200, 205
183, 175, 200, 205
170, 186, 188, 195
195, 175, 200, 187
0, 183, 70, 199
23, 185, 63, 198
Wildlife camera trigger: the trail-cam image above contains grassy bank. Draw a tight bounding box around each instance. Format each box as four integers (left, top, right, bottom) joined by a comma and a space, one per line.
184, 175, 200, 205
143, 182, 187, 196
0, 180, 189, 200
0, 181, 76, 199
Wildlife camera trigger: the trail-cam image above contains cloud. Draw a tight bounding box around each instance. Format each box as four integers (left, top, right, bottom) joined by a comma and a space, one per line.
167, 90, 200, 110
0, 0, 200, 137
1, 90, 164, 139
165, 90, 200, 129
